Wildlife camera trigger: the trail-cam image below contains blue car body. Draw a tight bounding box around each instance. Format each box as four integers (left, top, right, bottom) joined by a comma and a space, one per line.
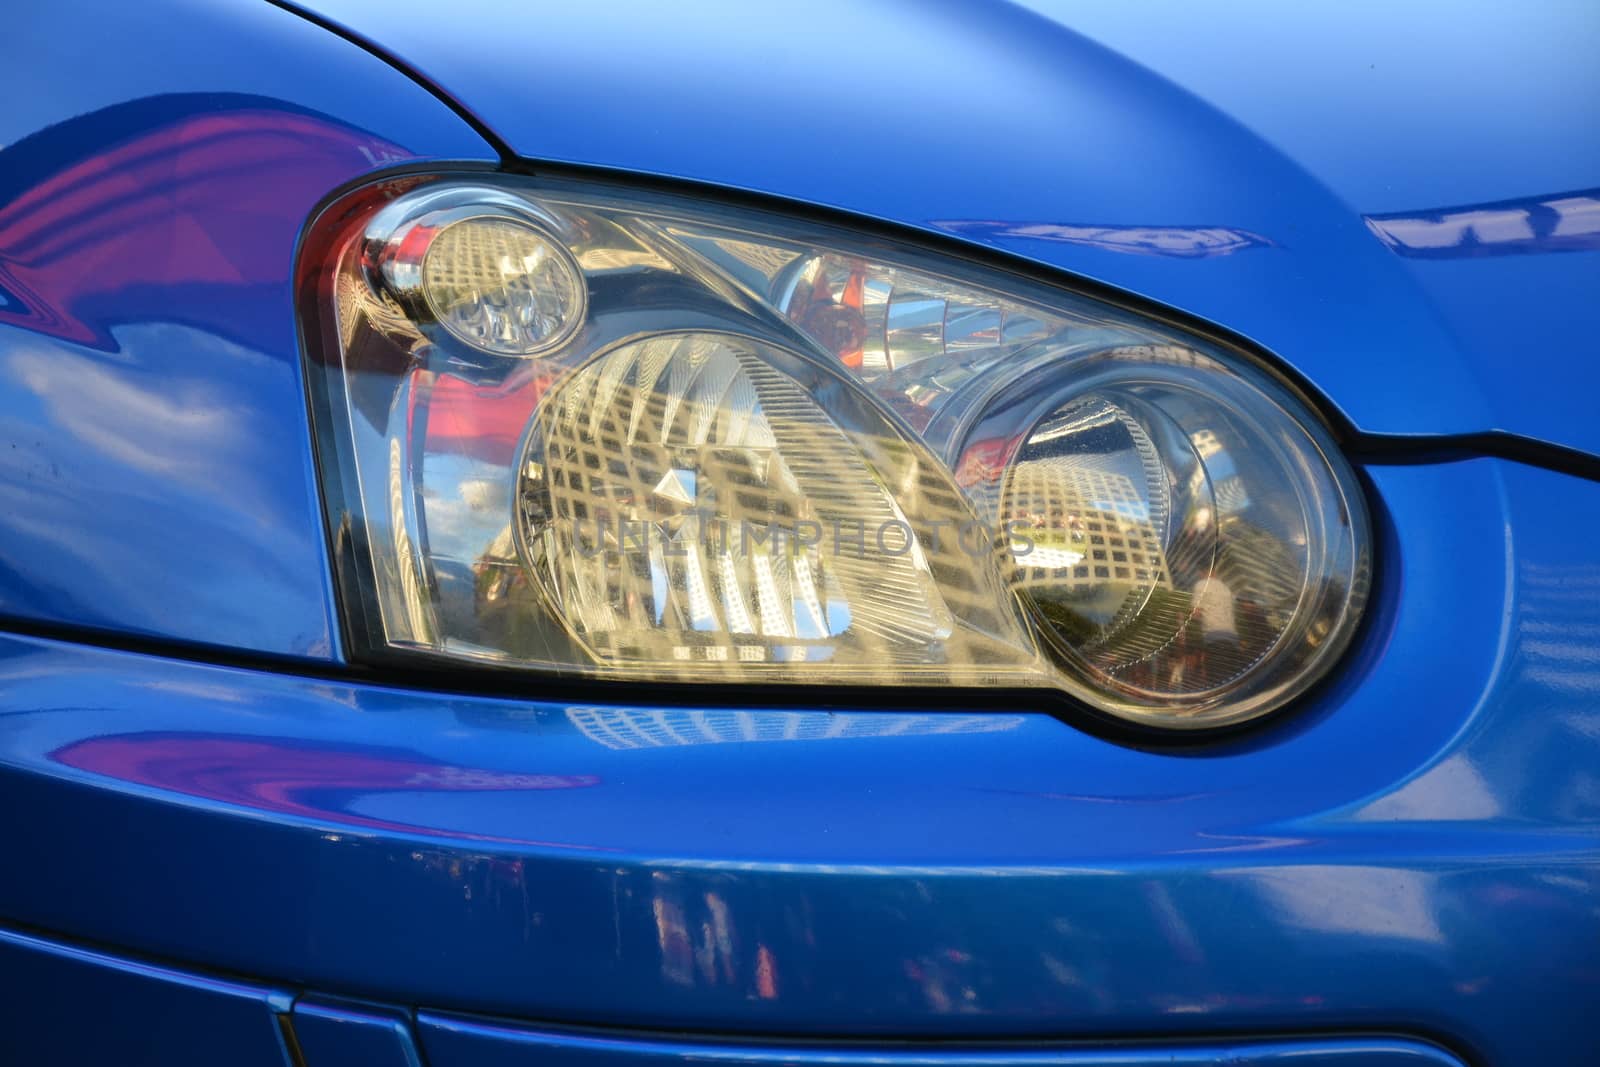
0, 1, 1596, 1065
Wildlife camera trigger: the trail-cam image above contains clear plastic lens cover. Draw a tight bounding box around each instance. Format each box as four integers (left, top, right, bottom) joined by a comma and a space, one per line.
302, 175, 1370, 728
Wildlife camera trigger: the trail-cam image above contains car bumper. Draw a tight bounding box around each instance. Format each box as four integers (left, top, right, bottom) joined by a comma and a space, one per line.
0, 458, 1595, 1065
0, 923, 1469, 1067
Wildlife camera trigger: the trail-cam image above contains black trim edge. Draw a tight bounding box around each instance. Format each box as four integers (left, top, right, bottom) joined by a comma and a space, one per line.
1349, 429, 1600, 483
263, 0, 516, 162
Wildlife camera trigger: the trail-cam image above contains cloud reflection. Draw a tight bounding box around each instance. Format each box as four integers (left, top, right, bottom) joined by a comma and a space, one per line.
933, 219, 1274, 258
1365, 188, 1600, 258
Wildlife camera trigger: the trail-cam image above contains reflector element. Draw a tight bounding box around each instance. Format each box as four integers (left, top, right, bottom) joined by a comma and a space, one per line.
517, 333, 957, 667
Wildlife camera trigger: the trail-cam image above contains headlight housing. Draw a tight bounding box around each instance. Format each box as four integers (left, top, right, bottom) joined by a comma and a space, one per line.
300, 174, 1370, 730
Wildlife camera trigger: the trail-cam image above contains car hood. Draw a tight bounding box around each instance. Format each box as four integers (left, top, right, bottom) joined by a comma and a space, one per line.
293, 0, 1600, 455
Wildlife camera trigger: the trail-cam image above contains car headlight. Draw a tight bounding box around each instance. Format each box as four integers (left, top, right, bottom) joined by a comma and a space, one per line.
299, 174, 1370, 730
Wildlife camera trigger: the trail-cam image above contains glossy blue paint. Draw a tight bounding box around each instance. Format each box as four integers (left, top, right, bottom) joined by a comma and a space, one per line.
0, 460, 1595, 1063
294, 998, 425, 1067
0, 0, 495, 659
416, 1016, 1466, 1067
0, 923, 1469, 1067
1028, 0, 1600, 216
3, 3, 1598, 1065
0, 926, 293, 1067
282, 0, 1600, 457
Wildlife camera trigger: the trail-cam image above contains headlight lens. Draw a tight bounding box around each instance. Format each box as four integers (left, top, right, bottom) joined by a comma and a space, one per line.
302, 175, 1370, 729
